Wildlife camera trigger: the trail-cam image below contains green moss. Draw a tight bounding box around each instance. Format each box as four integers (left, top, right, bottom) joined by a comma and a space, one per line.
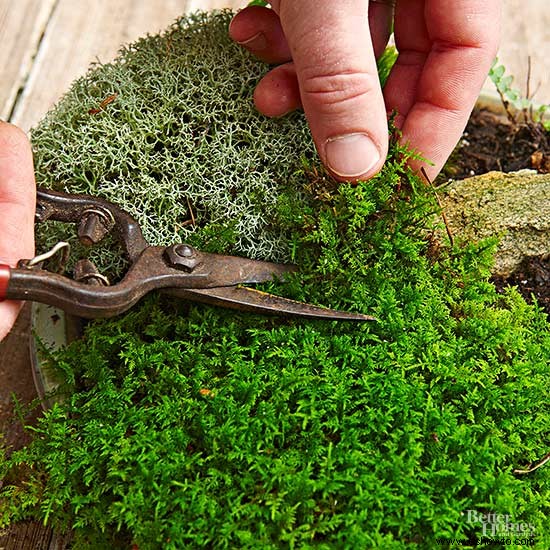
1, 10, 549, 550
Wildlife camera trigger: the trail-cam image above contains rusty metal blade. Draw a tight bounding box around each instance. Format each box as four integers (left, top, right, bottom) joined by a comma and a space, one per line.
195, 254, 297, 287
166, 286, 376, 322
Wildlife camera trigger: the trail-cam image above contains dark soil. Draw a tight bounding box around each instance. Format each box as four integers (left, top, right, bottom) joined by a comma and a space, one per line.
450, 109, 550, 179
493, 255, 550, 316
450, 108, 550, 316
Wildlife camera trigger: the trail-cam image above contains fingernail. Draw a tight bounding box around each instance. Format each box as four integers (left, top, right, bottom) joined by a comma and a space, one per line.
324, 133, 381, 179
236, 31, 267, 51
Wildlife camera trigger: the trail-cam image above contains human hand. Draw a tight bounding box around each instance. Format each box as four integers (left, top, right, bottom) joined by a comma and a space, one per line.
0, 122, 36, 341
229, 0, 501, 181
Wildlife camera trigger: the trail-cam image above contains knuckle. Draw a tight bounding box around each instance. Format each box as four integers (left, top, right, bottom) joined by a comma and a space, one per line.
300, 70, 379, 111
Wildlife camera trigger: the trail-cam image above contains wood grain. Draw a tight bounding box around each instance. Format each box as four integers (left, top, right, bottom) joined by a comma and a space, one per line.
0, 0, 57, 120
0, 520, 71, 550
0, 0, 548, 547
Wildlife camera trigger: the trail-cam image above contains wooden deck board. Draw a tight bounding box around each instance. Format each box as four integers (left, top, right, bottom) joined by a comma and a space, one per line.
0, 520, 71, 550
0, 0, 57, 120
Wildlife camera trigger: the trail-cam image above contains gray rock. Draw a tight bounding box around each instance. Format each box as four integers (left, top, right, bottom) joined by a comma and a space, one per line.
442, 170, 550, 276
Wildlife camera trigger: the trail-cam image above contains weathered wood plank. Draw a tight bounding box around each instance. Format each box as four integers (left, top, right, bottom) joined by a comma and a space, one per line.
0, 520, 71, 550
495, 0, 550, 105
0, 0, 57, 121
11, 0, 244, 133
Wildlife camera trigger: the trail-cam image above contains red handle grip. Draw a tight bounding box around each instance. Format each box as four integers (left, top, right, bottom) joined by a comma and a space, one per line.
0, 264, 10, 301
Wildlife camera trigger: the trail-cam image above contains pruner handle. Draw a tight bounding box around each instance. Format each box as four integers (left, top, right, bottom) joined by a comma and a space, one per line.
35, 187, 148, 261
0, 264, 10, 302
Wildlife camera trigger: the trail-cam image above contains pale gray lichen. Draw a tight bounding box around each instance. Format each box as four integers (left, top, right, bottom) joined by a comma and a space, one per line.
32, 10, 316, 275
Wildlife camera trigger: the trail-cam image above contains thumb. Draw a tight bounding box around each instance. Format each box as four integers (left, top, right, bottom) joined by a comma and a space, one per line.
276, 0, 388, 181
0, 122, 36, 341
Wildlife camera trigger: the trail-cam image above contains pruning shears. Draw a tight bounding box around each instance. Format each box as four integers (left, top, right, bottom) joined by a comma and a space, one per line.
0, 188, 375, 322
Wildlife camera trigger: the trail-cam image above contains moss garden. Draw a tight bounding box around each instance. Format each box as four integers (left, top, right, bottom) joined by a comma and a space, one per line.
1, 10, 550, 550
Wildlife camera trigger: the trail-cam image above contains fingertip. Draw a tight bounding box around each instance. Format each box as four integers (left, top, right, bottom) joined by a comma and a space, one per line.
0, 121, 35, 192
407, 157, 439, 183
0, 123, 34, 338
323, 132, 387, 182
274, 1, 389, 182
0, 121, 35, 268
368, 0, 394, 59
229, 5, 291, 64
0, 121, 31, 155
228, 6, 268, 43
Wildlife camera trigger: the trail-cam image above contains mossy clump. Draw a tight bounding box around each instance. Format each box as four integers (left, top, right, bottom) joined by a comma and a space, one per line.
1, 10, 550, 550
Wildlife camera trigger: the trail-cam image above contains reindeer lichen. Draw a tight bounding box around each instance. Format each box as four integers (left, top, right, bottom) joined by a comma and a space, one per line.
31, 10, 316, 273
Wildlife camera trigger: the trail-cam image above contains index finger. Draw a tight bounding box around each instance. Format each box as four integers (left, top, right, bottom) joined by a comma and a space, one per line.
384, 0, 501, 180
271, 0, 389, 181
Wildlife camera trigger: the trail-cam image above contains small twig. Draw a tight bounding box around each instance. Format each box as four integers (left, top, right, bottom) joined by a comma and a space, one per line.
513, 451, 550, 475
524, 56, 532, 123
421, 167, 454, 247
496, 87, 517, 124
186, 196, 196, 226
530, 81, 541, 101
88, 93, 118, 115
